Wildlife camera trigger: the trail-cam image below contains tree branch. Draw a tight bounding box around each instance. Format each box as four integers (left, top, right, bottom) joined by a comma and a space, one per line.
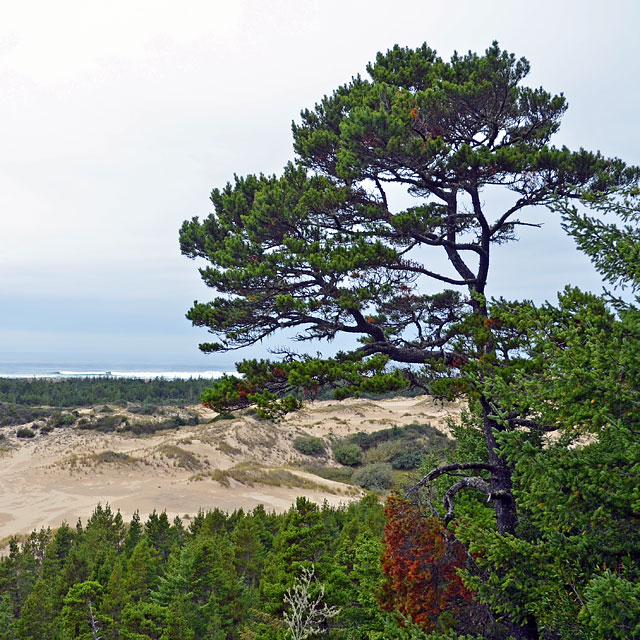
443, 477, 492, 522
409, 461, 513, 524
409, 461, 499, 493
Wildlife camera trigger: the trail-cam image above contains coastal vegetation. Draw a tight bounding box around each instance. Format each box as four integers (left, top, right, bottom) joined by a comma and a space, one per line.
179, 41, 640, 639
0, 377, 211, 415
0, 40, 638, 638
0, 498, 443, 639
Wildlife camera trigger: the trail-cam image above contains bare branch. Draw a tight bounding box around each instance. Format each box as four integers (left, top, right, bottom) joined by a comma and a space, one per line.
283, 566, 340, 640
409, 461, 499, 494
443, 477, 492, 522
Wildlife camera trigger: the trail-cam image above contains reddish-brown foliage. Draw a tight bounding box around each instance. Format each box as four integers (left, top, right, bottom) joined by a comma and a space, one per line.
380, 494, 475, 631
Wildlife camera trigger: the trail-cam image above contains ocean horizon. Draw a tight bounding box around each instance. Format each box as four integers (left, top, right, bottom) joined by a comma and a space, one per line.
0, 359, 231, 380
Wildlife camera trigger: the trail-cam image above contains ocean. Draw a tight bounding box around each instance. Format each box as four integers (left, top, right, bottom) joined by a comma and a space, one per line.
0, 360, 230, 380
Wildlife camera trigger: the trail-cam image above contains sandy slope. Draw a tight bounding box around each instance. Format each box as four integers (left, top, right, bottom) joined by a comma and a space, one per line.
0, 396, 458, 540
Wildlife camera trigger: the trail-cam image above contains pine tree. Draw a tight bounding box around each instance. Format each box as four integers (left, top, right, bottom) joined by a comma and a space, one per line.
180, 42, 639, 639
16, 576, 59, 640
60, 581, 105, 640
101, 559, 126, 640
260, 498, 332, 619
123, 511, 143, 558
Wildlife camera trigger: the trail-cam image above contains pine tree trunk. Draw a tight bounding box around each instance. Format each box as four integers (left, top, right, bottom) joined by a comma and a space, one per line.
480, 400, 539, 640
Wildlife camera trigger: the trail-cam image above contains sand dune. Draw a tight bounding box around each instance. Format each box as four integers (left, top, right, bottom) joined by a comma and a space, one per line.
0, 396, 458, 540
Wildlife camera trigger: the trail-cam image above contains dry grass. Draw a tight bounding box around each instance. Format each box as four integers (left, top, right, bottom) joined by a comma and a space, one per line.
215, 441, 243, 457
156, 444, 202, 471
55, 449, 139, 470
94, 450, 136, 465
191, 462, 355, 495
234, 425, 277, 448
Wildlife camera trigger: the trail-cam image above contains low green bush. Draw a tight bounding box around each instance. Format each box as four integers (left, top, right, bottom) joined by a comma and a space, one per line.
47, 412, 76, 428
125, 413, 198, 435
304, 466, 354, 484
391, 449, 425, 469
0, 404, 48, 427
127, 404, 157, 415
126, 419, 176, 435
78, 414, 128, 432
363, 440, 407, 464
16, 427, 36, 439
352, 463, 394, 491
293, 435, 326, 456
332, 441, 363, 466
95, 451, 134, 464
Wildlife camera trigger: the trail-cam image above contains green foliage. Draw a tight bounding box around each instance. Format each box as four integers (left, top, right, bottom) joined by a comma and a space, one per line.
292, 435, 326, 457
15, 427, 35, 438
78, 414, 128, 433
579, 570, 640, 639
390, 449, 425, 470
332, 442, 363, 466
0, 593, 16, 639
352, 463, 394, 492
349, 423, 453, 453
333, 423, 454, 472
0, 404, 48, 427
48, 411, 77, 428
304, 465, 354, 484
0, 377, 212, 408
182, 41, 635, 422
446, 293, 640, 637
60, 580, 104, 640
558, 184, 640, 291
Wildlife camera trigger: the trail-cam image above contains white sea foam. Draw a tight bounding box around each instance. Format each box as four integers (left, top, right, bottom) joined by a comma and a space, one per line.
0, 370, 227, 380
106, 370, 226, 380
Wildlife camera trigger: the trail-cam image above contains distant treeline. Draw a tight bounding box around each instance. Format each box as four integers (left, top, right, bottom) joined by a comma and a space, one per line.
0, 377, 212, 408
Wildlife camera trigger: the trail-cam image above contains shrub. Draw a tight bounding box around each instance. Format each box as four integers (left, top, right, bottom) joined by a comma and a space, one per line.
127, 404, 157, 415
332, 441, 363, 466
363, 440, 408, 464
347, 423, 454, 453
16, 427, 36, 439
78, 414, 127, 432
305, 466, 354, 484
293, 435, 326, 456
157, 445, 201, 470
352, 463, 394, 491
126, 419, 174, 435
47, 412, 76, 428
95, 451, 134, 464
391, 449, 425, 470
0, 404, 48, 427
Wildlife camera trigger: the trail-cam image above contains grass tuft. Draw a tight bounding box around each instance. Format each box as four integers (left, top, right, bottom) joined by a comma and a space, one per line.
156, 444, 202, 470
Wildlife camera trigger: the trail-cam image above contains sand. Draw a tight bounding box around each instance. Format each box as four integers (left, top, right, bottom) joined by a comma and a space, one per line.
0, 395, 458, 541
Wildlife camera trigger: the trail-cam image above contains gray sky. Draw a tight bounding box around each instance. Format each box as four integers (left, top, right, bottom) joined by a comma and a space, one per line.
1, 0, 639, 369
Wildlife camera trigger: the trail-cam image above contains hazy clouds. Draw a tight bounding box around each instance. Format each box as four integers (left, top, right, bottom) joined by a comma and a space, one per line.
1, 1, 639, 365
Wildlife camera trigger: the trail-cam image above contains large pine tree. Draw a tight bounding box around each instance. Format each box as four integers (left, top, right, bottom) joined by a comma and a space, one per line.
180, 42, 638, 639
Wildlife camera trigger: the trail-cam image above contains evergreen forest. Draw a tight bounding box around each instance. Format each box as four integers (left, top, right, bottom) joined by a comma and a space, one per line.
0, 378, 212, 430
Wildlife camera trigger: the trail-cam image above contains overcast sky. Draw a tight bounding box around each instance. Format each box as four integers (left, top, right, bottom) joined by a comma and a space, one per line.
1, 0, 639, 370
